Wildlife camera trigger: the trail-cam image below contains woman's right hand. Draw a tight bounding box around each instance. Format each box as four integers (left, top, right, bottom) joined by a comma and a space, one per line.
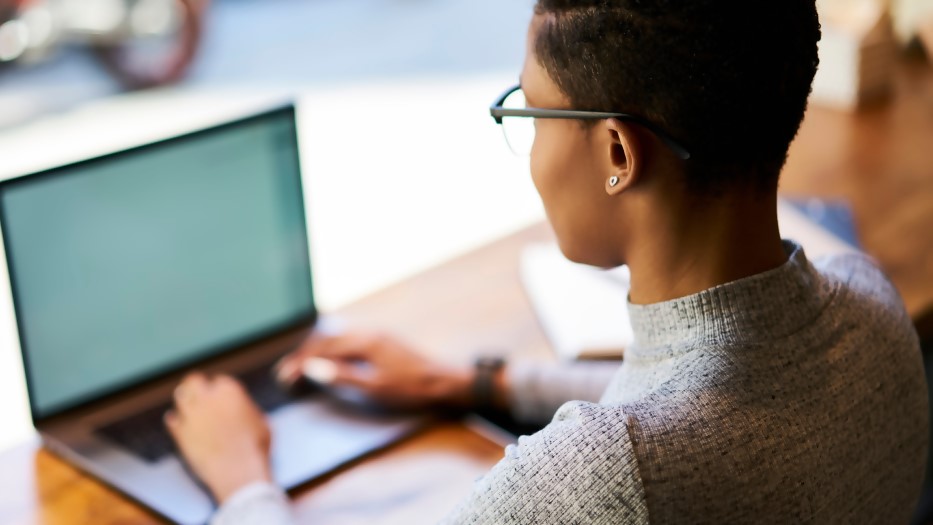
275, 331, 475, 410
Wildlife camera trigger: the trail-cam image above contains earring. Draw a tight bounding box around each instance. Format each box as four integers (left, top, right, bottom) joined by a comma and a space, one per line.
609, 176, 620, 187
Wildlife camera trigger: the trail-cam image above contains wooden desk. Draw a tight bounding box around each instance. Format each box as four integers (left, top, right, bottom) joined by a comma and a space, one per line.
2, 57, 932, 525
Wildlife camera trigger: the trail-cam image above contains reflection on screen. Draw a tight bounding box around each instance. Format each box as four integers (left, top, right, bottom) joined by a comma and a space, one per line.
0, 109, 314, 418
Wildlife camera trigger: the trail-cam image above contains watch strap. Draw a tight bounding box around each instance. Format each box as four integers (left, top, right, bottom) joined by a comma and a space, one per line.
473, 356, 506, 411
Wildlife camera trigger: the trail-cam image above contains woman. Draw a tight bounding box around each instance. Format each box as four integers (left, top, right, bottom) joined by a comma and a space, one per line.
165, 1, 928, 523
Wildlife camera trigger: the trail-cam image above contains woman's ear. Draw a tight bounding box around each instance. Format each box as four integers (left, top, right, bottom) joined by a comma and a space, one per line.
604, 118, 641, 196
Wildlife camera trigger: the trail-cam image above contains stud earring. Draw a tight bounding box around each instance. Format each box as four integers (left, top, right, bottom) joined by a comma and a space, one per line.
609, 176, 620, 188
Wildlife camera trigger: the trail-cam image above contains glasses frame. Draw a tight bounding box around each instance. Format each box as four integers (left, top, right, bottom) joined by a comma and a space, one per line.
490, 85, 691, 161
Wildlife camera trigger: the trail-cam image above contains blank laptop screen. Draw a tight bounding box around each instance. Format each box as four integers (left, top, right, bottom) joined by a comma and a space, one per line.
0, 106, 315, 419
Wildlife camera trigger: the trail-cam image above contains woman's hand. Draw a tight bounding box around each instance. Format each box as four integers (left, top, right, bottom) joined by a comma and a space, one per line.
165, 373, 272, 503
276, 332, 475, 410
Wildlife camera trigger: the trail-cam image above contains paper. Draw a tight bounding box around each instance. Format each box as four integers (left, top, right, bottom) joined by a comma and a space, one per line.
520, 244, 631, 361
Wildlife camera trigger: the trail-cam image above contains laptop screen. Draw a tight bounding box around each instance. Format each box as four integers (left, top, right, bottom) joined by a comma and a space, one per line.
0, 105, 315, 420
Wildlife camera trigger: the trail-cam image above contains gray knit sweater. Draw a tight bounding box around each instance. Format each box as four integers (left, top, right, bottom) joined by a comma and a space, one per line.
214, 241, 929, 524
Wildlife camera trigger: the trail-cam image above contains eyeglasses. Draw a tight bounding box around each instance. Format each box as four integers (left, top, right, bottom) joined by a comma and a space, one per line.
489, 84, 691, 160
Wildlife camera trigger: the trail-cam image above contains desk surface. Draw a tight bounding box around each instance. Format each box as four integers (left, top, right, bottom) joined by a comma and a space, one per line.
1, 57, 932, 525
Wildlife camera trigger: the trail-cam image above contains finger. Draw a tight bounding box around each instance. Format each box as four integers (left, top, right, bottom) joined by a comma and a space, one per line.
212, 374, 248, 397
175, 372, 209, 407
273, 336, 332, 381
329, 361, 377, 391
212, 373, 238, 387
180, 372, 210, 393
275, 359, 302, 386
306, 334, 373, 358
164, 409, 181, 435
182, 371, 209, 387
314, 334, 377, 360
274, 347, 308, 378
212, 375, 265, 416
302, 357, 339, 384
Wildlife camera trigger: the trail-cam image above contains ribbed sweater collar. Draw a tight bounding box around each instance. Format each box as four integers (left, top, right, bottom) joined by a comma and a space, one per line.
626, 241, 834, 356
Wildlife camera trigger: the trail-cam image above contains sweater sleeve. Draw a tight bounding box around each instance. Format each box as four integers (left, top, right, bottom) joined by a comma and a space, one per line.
440, 401, 649, 525
507, 361, 621, 425
211, 481, 295, 525
208, 363, 623, 525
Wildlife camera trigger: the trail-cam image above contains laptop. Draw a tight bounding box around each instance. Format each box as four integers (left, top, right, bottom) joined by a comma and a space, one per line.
0, 104, 425, 525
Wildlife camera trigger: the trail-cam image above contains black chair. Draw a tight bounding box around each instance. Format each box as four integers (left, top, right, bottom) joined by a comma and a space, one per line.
912, 328, 933, 525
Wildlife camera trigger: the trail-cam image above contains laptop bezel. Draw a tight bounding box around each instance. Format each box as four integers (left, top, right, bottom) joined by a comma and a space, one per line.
0, 102, 319, 427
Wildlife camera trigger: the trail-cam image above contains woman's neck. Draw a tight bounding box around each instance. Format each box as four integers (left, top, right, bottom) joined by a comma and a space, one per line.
626, 192, 788, 306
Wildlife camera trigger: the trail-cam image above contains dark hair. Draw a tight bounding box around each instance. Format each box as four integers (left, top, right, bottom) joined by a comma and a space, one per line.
533, 0, 821, 194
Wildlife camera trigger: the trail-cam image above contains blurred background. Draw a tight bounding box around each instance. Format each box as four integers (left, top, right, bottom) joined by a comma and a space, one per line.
0, 0, 931, 454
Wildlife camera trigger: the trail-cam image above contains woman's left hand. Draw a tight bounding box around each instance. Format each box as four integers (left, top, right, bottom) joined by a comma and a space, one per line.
165, 373, 273, 503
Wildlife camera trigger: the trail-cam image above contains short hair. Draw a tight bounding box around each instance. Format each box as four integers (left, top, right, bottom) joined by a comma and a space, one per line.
533, 0, 821, 194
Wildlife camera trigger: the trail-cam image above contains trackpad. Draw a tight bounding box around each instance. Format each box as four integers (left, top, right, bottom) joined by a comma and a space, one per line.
268, 398, 424, 488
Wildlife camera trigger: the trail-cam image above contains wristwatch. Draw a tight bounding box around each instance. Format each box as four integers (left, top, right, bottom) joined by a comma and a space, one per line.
472, 356, 506, 411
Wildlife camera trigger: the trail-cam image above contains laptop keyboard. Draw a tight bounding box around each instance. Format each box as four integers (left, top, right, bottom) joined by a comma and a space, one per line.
96, 402, 178, 463
95, 361, 308, 463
